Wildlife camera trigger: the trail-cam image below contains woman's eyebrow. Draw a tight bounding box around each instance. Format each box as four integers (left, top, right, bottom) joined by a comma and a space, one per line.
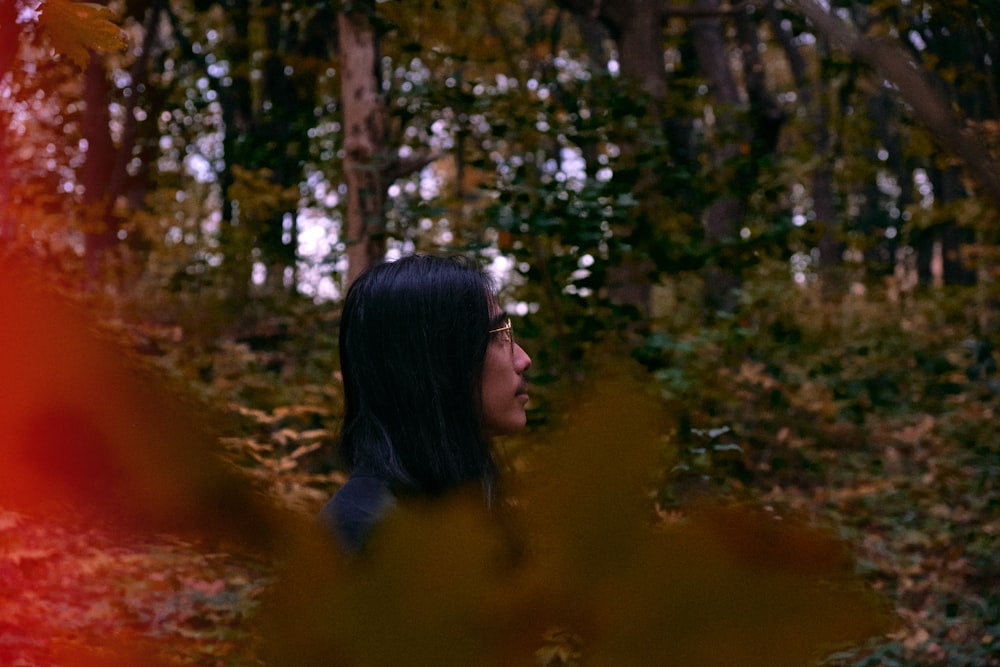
489, 312, 508, 329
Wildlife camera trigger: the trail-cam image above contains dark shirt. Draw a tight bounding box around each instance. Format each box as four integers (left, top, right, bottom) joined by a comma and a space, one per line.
318, 474, 396, 554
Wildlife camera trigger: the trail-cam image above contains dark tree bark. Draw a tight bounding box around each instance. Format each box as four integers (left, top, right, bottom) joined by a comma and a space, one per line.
763, 0, 809, 104
339, 0, 389, 286
915, 165, 977, 286
216, 1, 255, 304
104, 0, 163, 221
857, 89, 901, 276
691, 0, 746, 313
735, 4, 785, 154
203, 1, 315, 300
81, 54, 118, 279
257, 7, 305, 294
568, 9, 610, 177
811, 37, 841, 280
765, 3, 844, 282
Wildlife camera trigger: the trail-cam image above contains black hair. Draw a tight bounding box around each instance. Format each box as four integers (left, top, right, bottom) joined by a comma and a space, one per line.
337, 254, 499, 498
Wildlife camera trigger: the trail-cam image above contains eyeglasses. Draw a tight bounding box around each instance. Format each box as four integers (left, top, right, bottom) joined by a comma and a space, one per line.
489, 318, 515, 353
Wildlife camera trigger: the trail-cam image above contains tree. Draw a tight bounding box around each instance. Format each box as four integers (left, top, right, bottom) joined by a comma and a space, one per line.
0, 0, 125, 273
790, 0, 1000, 288
553, 1, 797, 313
339, 0, 388, 285
554, 0, 667, 315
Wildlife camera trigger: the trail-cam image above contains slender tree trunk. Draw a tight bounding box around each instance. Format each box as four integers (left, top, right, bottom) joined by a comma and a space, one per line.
769, 5, 844, 286
339, 1, 388, 287
914, 174, 975, 290
259, 7, 302, 296
104, 1, 161, 220
813, 42, 841, 282
554, 0, 666, 316
859, 90, 900, 276
765, 0, 809, 103
81, 54, 117, 280
614, 0, 667, 101
691, 0, 746, 313
735, 5, 784, 154
218, 2, 254, 305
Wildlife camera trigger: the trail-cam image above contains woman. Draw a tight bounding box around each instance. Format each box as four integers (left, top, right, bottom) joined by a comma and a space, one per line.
319, 255, 532, 553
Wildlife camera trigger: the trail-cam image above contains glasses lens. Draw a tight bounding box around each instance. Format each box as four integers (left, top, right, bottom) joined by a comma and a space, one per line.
491, 319, 514, 352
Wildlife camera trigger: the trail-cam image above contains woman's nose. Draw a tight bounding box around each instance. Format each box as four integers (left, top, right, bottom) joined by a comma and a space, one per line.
514, 343, 532, 372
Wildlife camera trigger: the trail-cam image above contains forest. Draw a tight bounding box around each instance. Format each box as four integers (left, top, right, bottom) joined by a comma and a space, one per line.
2, 0, 1000, 664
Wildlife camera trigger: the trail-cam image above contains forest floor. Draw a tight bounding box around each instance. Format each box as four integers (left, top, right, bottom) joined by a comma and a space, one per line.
4, 294, 1000, 666
0, 508, 270, 665
4, 397, 998, 667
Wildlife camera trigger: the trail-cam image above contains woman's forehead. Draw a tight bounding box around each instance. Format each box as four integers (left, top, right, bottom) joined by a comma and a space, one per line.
487, 297, 506, 327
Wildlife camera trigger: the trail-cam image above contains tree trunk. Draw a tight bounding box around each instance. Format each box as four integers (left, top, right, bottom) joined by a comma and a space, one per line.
339, 1, 388, 287
105, 1, 161, 220
557, 0, 667, 316
691, 0, 746, 313
766, 0, 842, 285
569, 10, 609, 177
613, 0, 668, 101
930, 165, 976, 286
859, 90, 899, 276
257, 9, 302, 296
218, 1, 254, 305
81, 54, 118, 280
812, 40, 841, 282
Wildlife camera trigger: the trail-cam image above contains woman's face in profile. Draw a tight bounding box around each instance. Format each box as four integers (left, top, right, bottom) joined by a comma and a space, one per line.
479, 313, 532, 438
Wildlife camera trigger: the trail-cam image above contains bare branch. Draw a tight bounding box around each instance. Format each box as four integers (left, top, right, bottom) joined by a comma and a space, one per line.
663, 1, 757, 18
384, 152, 442, 183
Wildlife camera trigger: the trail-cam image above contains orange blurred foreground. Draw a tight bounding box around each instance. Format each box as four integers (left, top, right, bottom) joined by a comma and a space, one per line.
0, 259, 291, 664
0, 259, 280, 543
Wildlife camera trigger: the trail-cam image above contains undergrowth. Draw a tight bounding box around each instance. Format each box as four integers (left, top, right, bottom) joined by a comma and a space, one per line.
637, 270, 1000, 666
4, 264, 999, 665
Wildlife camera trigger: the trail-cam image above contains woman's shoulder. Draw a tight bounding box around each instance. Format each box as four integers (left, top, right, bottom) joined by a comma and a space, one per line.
318, 474, 396, 553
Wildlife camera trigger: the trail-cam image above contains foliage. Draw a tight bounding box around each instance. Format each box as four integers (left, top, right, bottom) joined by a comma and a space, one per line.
0, 509, 269, 666
2, 270, 895, 666
38, 0, 127, 69
632, 263, 1000, 666
261, 364, 888, 666
4, 0, 1000, 665
4, 235, 1000, 667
